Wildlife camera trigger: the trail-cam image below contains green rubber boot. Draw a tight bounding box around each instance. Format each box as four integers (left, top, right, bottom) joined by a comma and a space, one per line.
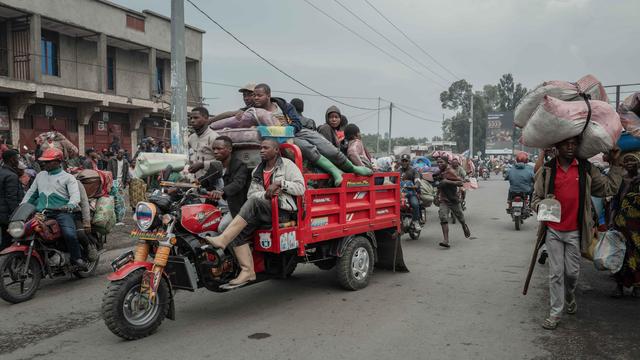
342, 159, 373, 176
315, 155, 344, 186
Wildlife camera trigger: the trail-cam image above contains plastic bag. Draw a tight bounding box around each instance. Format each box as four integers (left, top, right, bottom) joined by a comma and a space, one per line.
537, 198, 561, 223
464, 177, 479, 190
593, 230, 626, 273
92, 196, 116, 234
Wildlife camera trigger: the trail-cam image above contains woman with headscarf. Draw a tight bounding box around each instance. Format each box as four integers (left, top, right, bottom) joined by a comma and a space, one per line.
610, 152, 640, 298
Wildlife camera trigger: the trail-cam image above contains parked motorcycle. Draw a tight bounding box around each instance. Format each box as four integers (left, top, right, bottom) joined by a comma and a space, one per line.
506, 193, 531, 231
0, 203, 105, 303
400, 192, 426, 240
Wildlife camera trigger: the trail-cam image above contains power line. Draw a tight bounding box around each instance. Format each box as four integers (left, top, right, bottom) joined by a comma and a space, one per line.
363, 0, 460, 80
186, 0, 380, 111
394, 105, 442, 123
333, 0, 450, 84
379, 97, 441, 117
302, 0, 446, 89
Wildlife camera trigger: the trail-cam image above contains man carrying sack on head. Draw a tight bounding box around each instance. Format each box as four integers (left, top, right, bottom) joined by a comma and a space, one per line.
530, 136, 622, 330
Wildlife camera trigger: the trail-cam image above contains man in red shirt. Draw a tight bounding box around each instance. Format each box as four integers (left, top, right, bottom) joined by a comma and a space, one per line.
532, 136, 622, 330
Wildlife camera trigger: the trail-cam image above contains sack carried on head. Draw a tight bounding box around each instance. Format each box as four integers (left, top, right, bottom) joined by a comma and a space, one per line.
521, 95, 622, 159
515, 74, 608, 128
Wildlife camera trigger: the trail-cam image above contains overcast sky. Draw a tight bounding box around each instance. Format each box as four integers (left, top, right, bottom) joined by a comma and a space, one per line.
116, 0, 640, 139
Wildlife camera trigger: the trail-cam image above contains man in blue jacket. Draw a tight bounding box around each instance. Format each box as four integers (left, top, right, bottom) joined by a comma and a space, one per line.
506, 152, 535, 202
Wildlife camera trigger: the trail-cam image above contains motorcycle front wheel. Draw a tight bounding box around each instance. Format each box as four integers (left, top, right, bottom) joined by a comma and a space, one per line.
0, 252, 42, 304
102, 268, 170, 340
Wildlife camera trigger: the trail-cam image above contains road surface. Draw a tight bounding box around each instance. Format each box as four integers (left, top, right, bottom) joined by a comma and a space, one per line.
1, 178, 638, 360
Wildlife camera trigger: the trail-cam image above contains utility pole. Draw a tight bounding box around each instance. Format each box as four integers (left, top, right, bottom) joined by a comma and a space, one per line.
469, 92, 474, 158
376, 97, 381, 154
388, 102, 393, 155
170, 0, 188, 155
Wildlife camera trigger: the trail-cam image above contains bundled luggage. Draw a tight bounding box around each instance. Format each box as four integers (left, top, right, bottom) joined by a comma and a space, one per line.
514, 74, 609, 128
37, 131, 79, 159
76, 169, 113, 198
618, 92, 640, 137
516, 74, 622, 159
210, 107, 280, 130
134, 152, 188, 178
92, 196, 116, 234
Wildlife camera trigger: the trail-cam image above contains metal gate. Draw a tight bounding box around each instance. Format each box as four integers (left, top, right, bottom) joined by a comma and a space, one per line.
11, 17, 30, 81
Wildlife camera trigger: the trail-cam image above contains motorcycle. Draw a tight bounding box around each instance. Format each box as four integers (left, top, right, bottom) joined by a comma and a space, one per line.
102, 184, 243, 340
506, 193, 531, 231
0, 204, 105, 303
480, 167, 490, 180
400, 192, 426, 240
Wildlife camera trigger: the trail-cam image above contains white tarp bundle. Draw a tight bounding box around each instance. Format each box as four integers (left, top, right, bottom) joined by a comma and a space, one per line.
134, 152, 188, 178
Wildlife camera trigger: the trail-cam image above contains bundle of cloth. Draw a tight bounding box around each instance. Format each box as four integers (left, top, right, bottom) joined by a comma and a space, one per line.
618, 92, 640, 137
516, 74, 622, 159
37, 131, 79, 159
210, 107, 280, 130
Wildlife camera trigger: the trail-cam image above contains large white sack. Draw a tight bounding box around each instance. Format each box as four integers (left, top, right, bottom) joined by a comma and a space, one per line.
514, 74, 608, 128
134, 152, 188, 178
522, 95, 622, 158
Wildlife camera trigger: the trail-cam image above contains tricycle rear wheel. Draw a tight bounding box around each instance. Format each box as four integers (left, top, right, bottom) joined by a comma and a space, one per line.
336, 237, 374, 290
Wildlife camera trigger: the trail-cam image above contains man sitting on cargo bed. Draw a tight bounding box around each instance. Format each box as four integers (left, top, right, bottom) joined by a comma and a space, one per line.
252, 83, 372, 186
205, 138, 305, 288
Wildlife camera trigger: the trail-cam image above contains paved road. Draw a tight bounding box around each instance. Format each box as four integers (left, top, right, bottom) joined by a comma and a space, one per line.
1, 178, 638, 360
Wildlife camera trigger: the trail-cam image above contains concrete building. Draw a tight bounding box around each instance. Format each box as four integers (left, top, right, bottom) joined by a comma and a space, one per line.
0, 0, 204, 154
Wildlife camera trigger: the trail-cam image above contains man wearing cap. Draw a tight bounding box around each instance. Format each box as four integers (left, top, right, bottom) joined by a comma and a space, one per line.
22, 148, 88, 270
210, 83, 256, 123
0, 150, 25, 249
532, 136, 622, 330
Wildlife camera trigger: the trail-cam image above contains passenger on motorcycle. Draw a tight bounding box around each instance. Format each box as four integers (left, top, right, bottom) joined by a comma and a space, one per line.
506, 152, 535, 201
206, 138, 305, 288
199, 136, 251, 232
21, 148, 88, 270
398, 154, 422, 230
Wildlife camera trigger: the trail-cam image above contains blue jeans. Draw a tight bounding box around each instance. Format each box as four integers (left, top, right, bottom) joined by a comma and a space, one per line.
54, 213, 81, 261
406, 193, 420, 221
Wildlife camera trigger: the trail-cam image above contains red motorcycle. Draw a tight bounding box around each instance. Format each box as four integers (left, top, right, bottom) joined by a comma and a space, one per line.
0, 203, 105, 303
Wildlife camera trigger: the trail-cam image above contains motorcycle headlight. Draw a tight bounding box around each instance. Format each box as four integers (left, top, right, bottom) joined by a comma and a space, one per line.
7, 221, 25, 238
135, 202, 158, 231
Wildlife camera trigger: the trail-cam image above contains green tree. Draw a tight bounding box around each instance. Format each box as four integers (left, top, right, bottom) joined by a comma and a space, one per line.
496, 73, 528, 111
440, 80, 488, 153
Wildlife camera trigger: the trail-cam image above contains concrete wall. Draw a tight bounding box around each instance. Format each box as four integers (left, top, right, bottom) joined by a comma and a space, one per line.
186, 60, 200, 103
114, 48, 149, 99
2, 0, 203, 60
40, 34, 99, 92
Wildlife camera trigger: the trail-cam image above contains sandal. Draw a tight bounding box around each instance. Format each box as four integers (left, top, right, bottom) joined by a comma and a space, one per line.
462, 223, 471, 238
439, 242, 450, 248
542, 317, 560, 330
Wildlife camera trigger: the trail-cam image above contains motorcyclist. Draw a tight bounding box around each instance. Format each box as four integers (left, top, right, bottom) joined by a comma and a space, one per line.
21, 148, 88, 270
505, 152, 535, 203
397, 154, 421, 230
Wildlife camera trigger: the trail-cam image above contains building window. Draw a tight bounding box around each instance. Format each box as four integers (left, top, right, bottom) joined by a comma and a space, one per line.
126, 14, 145, 32
156, 62, 164, 94
41, 30, 59, 76
107, 47, 116, 91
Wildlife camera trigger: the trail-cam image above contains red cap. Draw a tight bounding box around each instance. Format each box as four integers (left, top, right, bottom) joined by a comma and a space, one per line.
38, 148, 63, 161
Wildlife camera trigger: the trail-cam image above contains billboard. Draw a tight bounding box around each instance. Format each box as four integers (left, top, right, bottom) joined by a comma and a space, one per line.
485, 112, 514, 155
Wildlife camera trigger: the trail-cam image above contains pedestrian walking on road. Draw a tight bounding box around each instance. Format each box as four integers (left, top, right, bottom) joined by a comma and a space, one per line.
610, 152, 640, 298
0, 150, 25, 249
532, 136, 622, 330
435, 156, 471, 248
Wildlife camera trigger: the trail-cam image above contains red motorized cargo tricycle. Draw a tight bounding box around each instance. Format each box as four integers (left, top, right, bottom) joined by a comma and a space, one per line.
101, 144, 407, 340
